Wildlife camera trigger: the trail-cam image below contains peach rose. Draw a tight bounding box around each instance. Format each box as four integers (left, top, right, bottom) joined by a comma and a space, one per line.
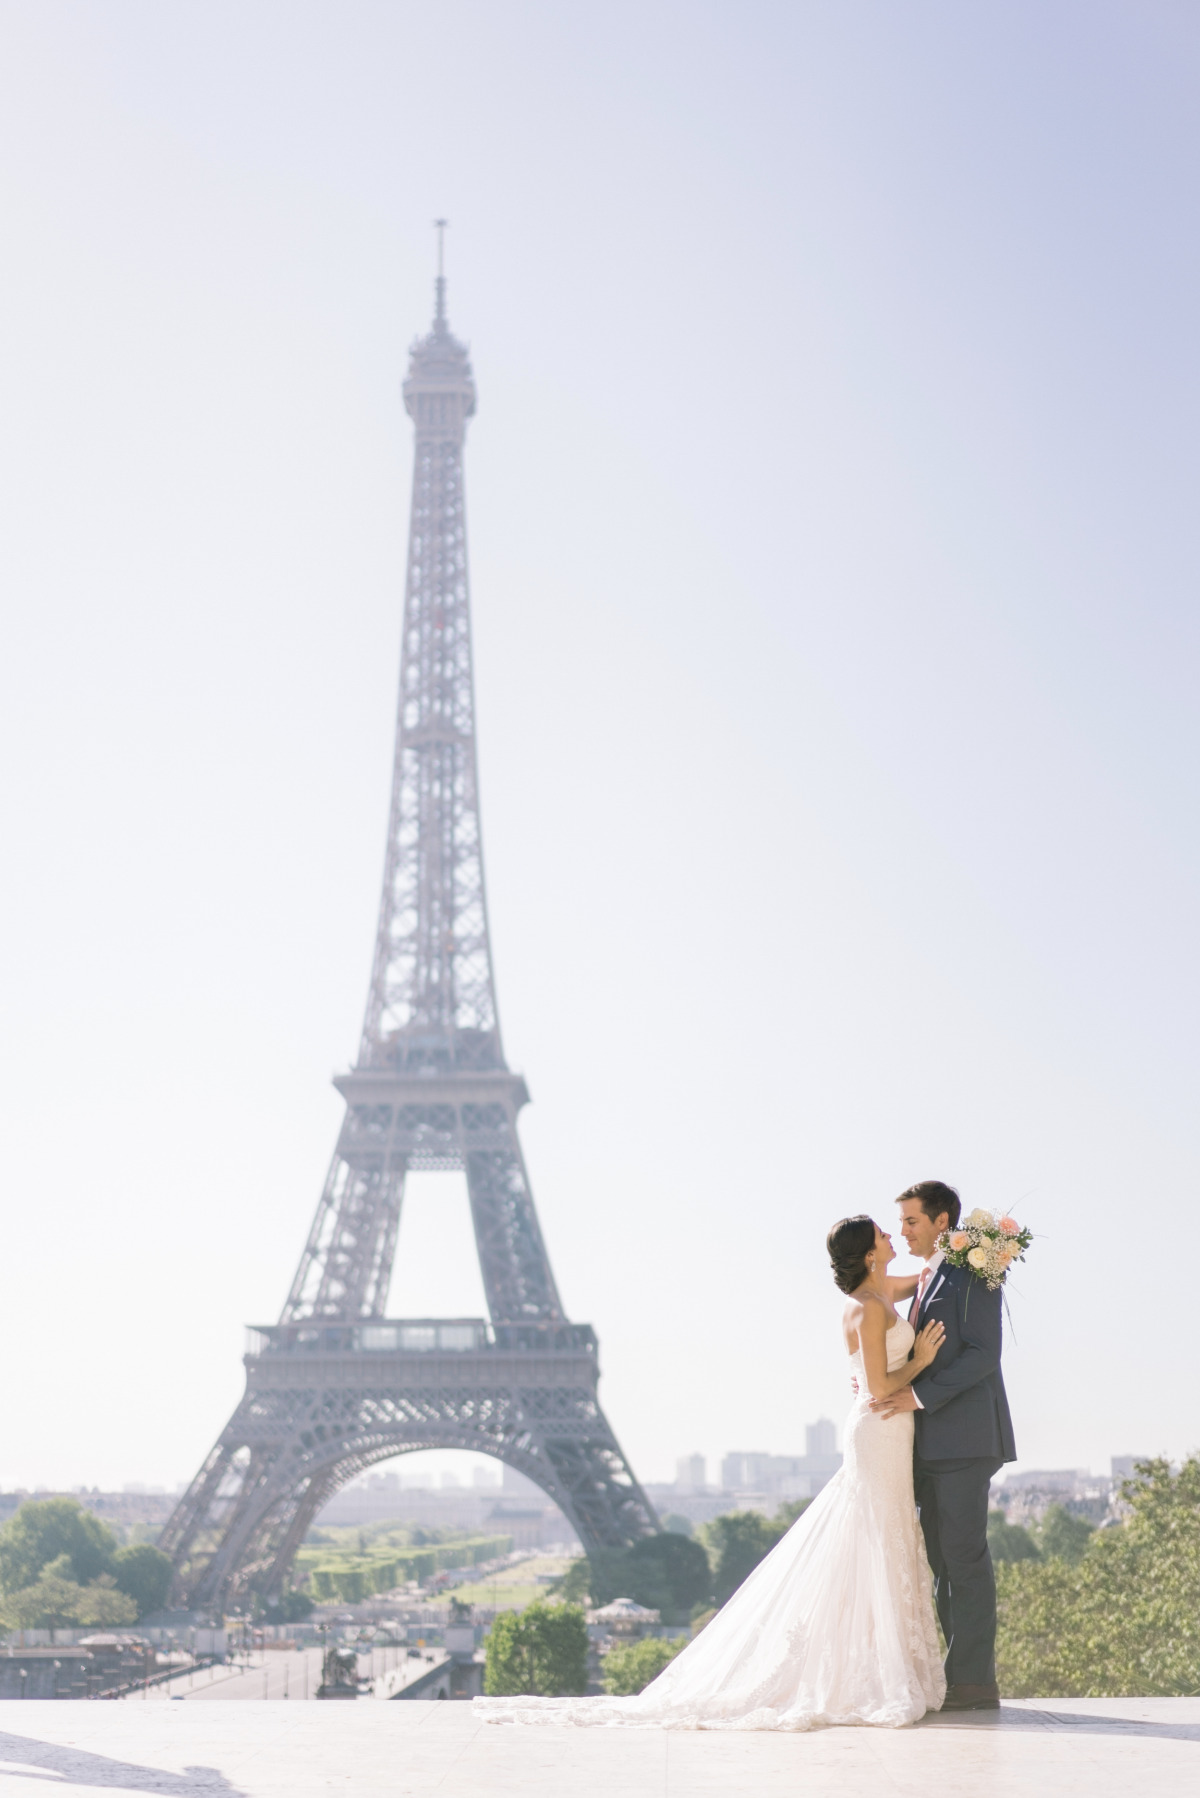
949, 1232, 970, 1252
999, 1216, 1020, 1235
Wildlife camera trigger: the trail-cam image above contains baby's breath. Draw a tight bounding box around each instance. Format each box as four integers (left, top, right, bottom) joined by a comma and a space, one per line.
937, 1210, 1032, 1291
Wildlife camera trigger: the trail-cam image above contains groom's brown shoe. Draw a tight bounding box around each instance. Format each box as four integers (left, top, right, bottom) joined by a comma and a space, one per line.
940, 1683, 1000, 1710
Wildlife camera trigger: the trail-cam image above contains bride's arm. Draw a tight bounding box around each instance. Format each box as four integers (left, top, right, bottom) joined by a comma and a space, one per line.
858, 1303, 945, 1399
888, 1275, 918, 1302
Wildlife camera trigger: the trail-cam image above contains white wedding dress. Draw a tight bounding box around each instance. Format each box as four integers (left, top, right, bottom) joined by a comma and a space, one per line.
475, 1319, 945, 1731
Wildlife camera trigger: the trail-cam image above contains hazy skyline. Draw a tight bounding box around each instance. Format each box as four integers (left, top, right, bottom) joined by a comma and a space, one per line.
2, 2, 1197, 1493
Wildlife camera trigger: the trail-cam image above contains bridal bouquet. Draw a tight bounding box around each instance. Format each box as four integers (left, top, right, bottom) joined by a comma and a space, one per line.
938, 1208, 1032, 1290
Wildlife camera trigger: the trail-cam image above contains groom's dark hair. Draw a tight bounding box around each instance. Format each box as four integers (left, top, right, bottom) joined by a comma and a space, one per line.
898, 1180, 961, 1231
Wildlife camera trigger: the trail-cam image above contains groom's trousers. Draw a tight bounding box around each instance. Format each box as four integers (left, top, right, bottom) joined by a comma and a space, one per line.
913, 1454, 1002, 1688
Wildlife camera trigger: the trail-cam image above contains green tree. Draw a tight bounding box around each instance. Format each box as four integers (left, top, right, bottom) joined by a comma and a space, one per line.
619, 1535, 712, 1624
556, 1534, 713, 1624
987, 1508, 1040, 1563
660, 1513, 694, 1537
74, 1576, 138, 1628
1, 1559, 86, 1630
0, 1499, 117, 1592
261, 1585, 314, 1625
996, 1457, 1200, 1697
548, 1558, 592, 1605
0, 1558, 136, 1630
1036, 1504, 1095, 1565
699, 1511, 786, 1606
601, 1635, 686, 1695
483, 1602, 588, 1696
774, 1498, 812, 1530
111, 1544, 173, 1618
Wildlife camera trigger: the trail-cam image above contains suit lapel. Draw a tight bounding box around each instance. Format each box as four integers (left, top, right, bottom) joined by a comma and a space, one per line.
918, 1267, 949, 1323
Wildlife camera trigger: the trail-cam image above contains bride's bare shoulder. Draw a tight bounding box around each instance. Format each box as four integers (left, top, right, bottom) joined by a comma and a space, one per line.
844, 1290, 886, 1330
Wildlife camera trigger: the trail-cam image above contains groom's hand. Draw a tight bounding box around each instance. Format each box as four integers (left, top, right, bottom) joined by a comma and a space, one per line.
870, 1389, 918, 1420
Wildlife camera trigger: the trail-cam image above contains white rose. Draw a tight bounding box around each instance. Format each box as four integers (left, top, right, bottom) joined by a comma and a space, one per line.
967, 1208, 993, 1229
967, 1246, 987, 1270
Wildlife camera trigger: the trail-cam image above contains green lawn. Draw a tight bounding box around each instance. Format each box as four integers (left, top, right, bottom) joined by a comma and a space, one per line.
443, 1580, 545, 1611
445, 1553, 576, 1613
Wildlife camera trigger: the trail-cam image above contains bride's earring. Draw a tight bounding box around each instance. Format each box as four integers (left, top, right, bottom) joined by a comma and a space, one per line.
867, 1257, 875, 1272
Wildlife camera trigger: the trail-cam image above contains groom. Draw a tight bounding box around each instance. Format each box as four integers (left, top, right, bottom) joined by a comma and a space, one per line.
871, 1180, 1016, 1712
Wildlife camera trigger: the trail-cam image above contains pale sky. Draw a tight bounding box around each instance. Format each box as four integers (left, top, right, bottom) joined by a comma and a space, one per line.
1, 1, 1197, 1495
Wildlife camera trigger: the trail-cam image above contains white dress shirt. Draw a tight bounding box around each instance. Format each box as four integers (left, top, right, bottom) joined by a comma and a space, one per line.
910, 1248, 945, 1410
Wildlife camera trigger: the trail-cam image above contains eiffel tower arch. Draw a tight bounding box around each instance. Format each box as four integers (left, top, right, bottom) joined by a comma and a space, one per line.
160, 244, 657, 1610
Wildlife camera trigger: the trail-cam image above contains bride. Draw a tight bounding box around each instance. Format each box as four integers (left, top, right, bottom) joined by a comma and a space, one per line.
475, 1215, 947, 1731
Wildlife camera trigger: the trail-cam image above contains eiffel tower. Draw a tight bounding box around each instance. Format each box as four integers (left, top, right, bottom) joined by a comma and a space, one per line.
161, 238, 657, 1609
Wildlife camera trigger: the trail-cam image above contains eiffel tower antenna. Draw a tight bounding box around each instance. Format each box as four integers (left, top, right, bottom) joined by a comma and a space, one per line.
160, 251, 656, 1609
433, 217, 447, 325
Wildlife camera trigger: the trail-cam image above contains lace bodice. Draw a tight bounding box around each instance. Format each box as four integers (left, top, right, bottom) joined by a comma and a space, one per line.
848, 1316, 915, 1379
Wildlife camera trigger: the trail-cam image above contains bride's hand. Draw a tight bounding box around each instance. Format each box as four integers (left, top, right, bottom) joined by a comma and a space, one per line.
911, 1319, 945, 1370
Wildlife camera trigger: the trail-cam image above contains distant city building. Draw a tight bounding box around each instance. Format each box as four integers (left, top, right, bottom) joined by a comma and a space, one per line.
315, 1476, 578, 1548
688, 1424, 845, 1515
1110, 1455, 1147, 1481
0, 1489, 176, 1535
993, 1467, 1115, 1527
502, 1464, 544, 1497
482, 1504, 569, 1551
720, 1453, 772, 1491
675, 1454, 706, 1492
1003, 1469, 1087, 1494
806, 1418, 837, 1459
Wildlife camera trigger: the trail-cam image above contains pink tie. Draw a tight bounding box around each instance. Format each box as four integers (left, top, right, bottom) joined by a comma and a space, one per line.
909, 1267, 931, 1325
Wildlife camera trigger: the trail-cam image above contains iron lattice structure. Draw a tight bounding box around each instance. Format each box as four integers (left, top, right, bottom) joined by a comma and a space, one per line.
161, 263, 656, 1609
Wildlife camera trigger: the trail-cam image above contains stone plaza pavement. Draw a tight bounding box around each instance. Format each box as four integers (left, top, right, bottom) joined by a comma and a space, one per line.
0, 1696, 1196, 1795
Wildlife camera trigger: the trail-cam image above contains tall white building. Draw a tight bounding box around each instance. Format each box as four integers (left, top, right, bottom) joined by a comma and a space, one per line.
806, 1418, 837, 1459
675, 1454, 707, 1492
719, 1423, 842, 1502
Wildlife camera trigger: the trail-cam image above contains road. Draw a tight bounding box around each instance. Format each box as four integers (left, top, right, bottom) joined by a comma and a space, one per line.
129, 1644, 444, 1701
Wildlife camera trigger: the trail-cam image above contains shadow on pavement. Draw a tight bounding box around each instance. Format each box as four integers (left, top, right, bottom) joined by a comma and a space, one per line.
0, 1730, 245, 1794
918, 1704, 1200, 1743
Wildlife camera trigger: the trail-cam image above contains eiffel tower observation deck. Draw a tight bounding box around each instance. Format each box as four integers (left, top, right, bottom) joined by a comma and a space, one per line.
161, 240, 657, 1609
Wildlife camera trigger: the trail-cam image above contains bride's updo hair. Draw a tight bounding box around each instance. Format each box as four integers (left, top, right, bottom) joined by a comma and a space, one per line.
827, 1215, 877, 1294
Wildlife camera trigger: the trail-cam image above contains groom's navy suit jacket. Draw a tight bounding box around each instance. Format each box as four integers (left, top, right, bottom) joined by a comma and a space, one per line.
911, 1263, 1016, 1464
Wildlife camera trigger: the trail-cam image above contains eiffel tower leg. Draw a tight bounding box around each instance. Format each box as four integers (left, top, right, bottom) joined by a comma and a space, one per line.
486, 1371, 658, 1552
464, 1116, 562, 1321
283, 1147, 406, 1322
254, 1472, 341, 1599
537, 1434, 659, 1552
158, 1440, 237, 1576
